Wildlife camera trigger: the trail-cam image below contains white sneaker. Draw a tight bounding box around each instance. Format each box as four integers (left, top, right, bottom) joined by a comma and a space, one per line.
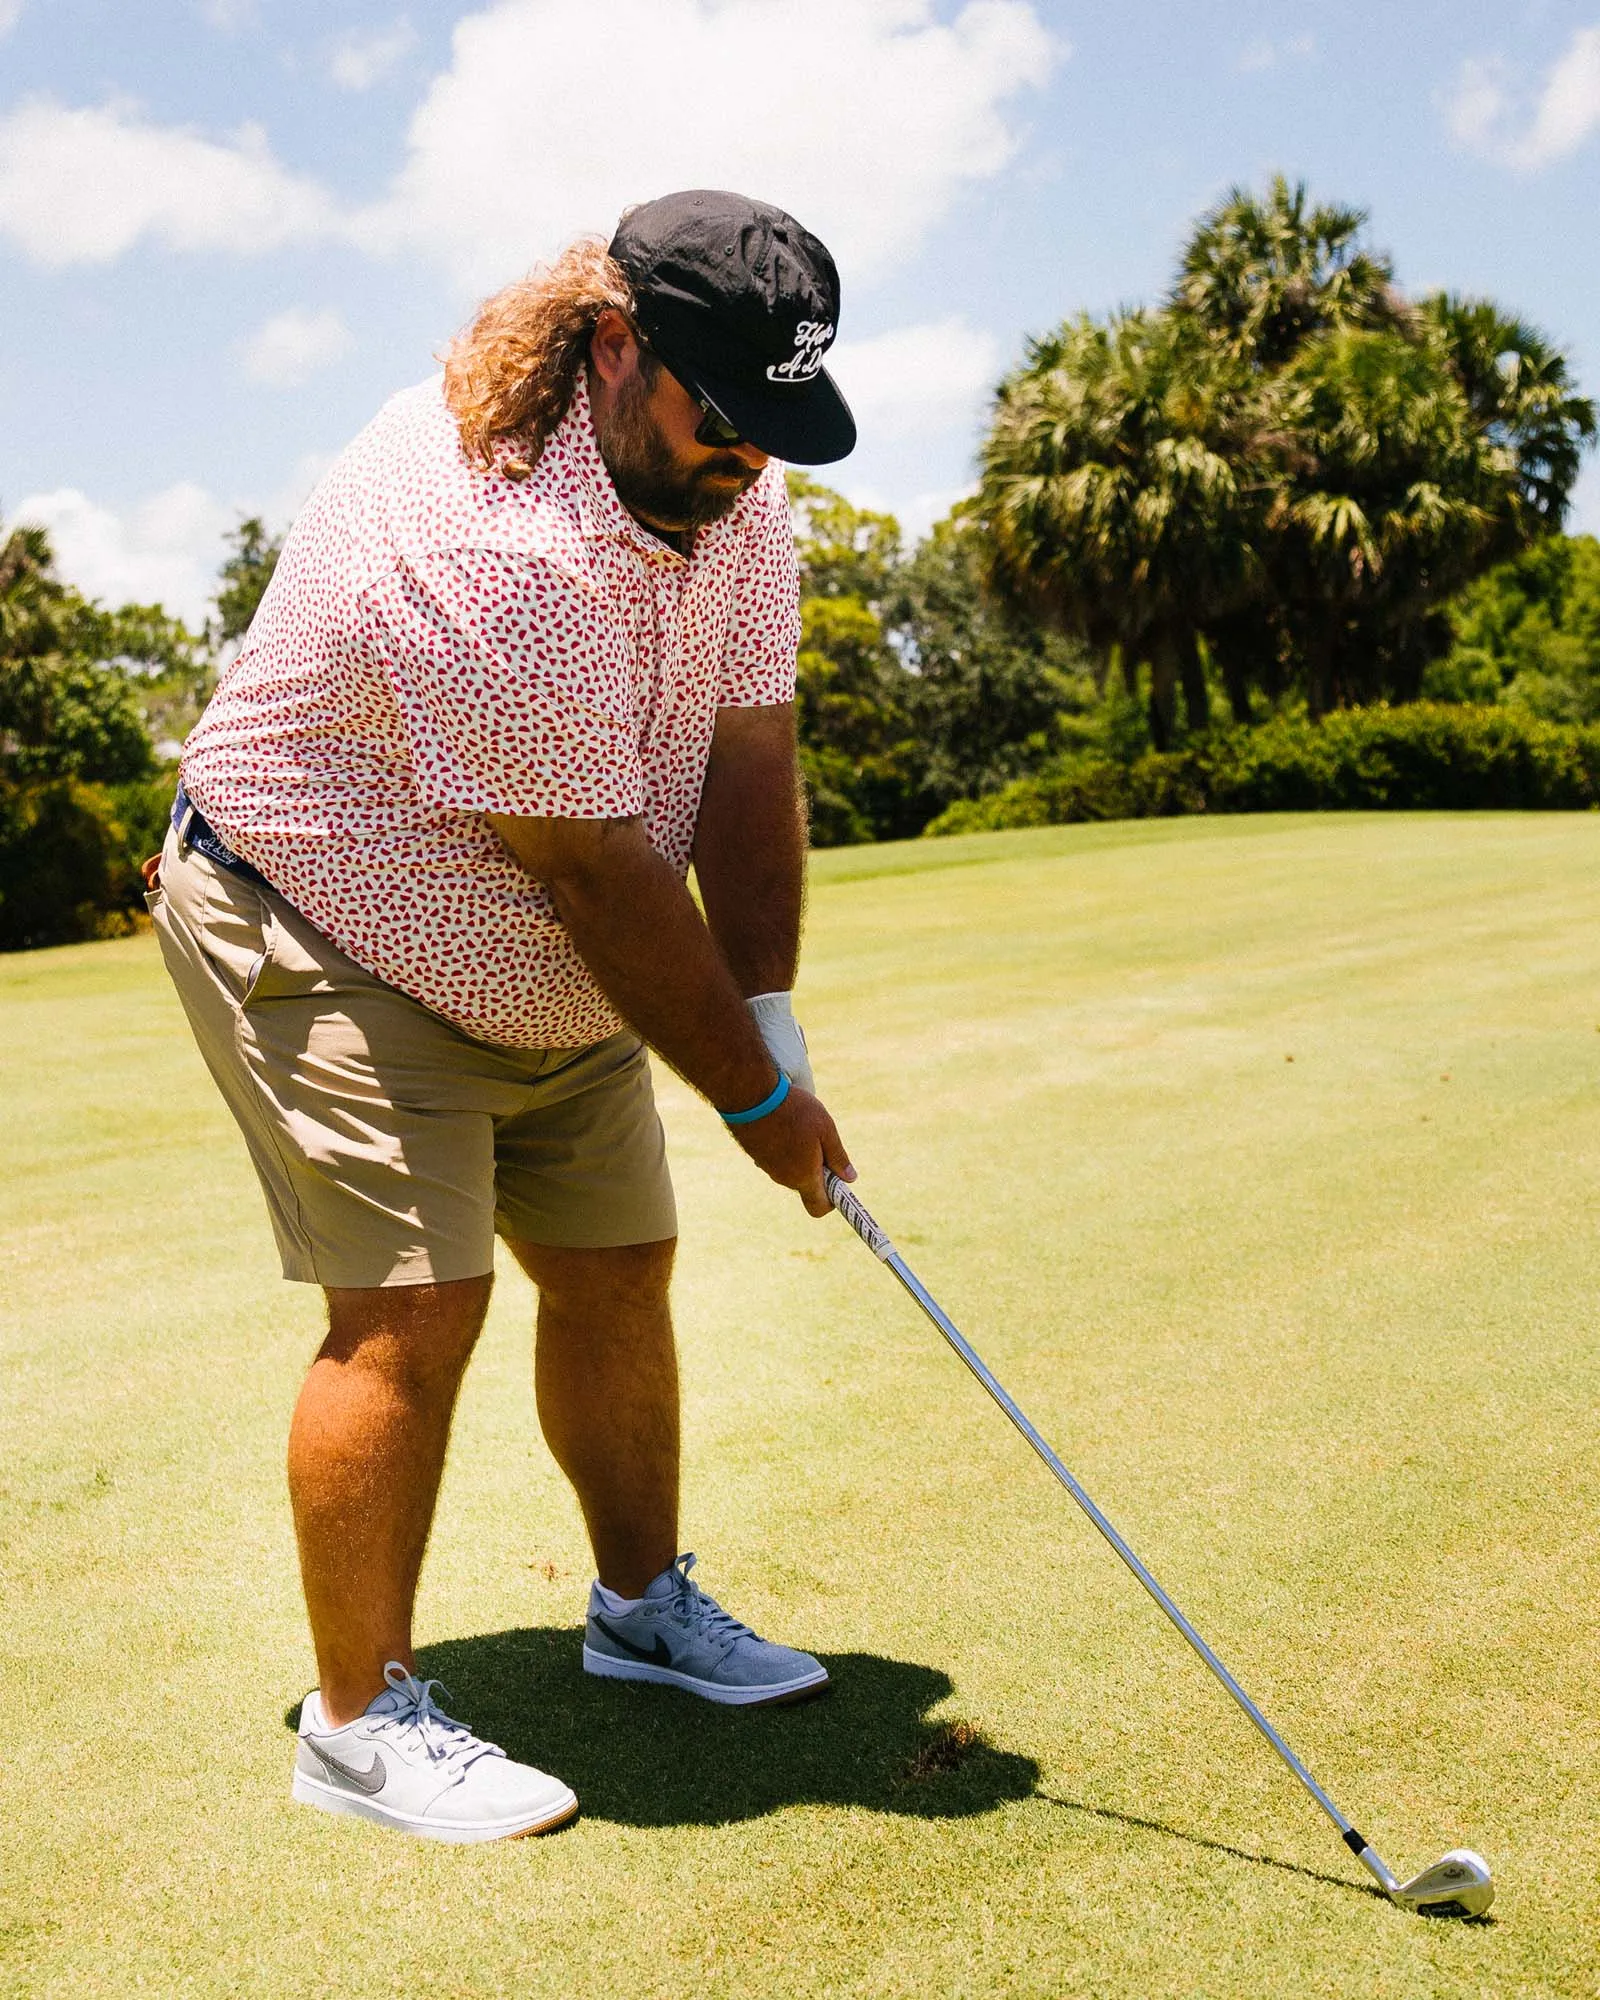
292, 1662, 578, 1843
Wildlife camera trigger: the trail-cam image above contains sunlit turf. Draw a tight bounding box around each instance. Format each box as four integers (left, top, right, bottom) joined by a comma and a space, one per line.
4, 811, 1599, 1997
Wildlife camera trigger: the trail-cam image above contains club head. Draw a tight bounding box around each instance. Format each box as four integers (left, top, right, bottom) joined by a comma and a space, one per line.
1390, 1849, 1494, 1919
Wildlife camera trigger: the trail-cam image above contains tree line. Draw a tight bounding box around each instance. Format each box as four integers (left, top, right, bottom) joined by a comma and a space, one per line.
0, 516, 278, 948
2, 176, 1597, 947
795, 176, 1598, 835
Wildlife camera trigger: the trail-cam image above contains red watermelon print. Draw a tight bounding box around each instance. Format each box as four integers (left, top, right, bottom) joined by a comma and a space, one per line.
182, 373, 801, 1048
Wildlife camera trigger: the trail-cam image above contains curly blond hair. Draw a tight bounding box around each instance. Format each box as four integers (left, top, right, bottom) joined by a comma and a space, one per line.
440, 237, 642, 479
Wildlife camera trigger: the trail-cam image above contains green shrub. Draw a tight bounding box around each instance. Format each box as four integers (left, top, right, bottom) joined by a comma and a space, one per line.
926, 704, 1600, 834
0, 771, 175, 950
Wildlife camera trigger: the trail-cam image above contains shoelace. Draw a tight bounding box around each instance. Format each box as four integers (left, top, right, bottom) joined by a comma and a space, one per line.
369, 1662, 504, 1776
665, 1552, 760, 1653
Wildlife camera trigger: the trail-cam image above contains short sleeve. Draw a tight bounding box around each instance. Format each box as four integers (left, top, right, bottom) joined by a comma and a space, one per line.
370, 548, 645, 819
719, 462, 801, 707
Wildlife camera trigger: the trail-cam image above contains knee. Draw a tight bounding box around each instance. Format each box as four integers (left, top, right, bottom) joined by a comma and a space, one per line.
525, 1237, 677, 1315
319, 1273, 493, 1386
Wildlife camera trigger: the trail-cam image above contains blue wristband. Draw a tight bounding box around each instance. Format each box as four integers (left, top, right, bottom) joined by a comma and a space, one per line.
719, 1071, 791, 1127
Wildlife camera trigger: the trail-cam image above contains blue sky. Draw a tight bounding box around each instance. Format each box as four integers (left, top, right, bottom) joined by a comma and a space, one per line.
2, 0, 1597, 626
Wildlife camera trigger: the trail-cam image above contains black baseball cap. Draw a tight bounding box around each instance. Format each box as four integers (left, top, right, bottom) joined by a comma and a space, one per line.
608, 190, 856, 466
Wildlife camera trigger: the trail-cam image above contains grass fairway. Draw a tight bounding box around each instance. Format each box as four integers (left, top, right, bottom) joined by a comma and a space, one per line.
6, 811, 1600, 1998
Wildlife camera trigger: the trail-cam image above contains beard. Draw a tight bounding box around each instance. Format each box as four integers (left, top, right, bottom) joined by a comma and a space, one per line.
594, 368, 760, 533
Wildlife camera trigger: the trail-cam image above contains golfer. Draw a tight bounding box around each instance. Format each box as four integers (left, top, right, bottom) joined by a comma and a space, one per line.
147, 190, 858, 1843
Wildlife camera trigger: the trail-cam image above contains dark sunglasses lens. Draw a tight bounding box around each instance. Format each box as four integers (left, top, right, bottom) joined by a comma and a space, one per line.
695, 403, 744, 449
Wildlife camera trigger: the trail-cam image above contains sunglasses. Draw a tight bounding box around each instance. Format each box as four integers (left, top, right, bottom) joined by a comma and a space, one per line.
635, 333, 747, 450
689, 394, 746, 452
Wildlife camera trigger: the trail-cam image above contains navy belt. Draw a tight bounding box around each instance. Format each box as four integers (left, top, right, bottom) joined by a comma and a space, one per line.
172, 780, 270, 888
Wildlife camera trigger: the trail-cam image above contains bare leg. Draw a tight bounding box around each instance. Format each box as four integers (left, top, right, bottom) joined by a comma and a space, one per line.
509, 1238, 679, 1598
287, 1276, 492, 1725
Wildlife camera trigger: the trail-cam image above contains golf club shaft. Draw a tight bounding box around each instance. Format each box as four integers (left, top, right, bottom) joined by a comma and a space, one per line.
824, 1172, 1400, 1897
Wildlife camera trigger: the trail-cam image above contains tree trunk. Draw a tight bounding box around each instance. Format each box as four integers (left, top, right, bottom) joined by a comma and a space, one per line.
1207, 614, 1265, 723
1179, 634, 1210, 734
1147, 642, 1178, 752
1222, 652, 1253, 724
1304, 625, 1334, 719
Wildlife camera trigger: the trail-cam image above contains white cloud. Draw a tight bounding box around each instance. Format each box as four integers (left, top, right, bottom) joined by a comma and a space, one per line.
1238, 32, 1314, 73
0, 0, 1055, 288
367, 0, 1059, 289
1447, 25, 1600, 170
835, 480, 975, 546
898, 485, 975, 544
11, 455, 340, 626
197, 0, 258, 28
1447, 56, 1509, 153
330, 18, 418, 90
238, 306, 354, 388
0, 97, 341, 266
270, 451, 338, 521
14, 484, 235, 627
828, 318, 1000, 442
0, 2, 24, 39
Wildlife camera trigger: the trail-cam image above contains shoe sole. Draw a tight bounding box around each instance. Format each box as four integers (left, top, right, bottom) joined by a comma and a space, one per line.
291, 1769, 579, 1843
582, 1644, 830, 1707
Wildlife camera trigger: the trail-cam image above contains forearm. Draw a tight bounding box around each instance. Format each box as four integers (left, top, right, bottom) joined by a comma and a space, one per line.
488, 800, 851, 1215
490, 813, 774, 1112
692, 704, 806, 996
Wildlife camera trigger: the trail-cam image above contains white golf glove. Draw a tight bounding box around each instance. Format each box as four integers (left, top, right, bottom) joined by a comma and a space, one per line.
745, 990, 814, 1095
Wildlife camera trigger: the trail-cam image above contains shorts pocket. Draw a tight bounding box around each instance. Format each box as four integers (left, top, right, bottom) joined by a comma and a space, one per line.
239, 908, 279, 1008
248, 896, 379, 1004
189, 863, 280, 1009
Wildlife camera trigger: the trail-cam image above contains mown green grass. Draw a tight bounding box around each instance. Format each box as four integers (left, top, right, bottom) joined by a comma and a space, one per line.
4, 811, 1599, 1998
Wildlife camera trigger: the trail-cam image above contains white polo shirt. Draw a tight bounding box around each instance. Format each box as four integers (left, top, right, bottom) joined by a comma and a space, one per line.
182, 372, 801, 1048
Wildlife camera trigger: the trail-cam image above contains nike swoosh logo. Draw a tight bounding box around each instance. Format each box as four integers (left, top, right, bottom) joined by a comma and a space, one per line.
592, 1614, 674, 1667
308, 1740, 386, 1795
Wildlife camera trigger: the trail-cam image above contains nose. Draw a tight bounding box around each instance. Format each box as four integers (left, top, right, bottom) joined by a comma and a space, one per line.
730, 439, 768, 471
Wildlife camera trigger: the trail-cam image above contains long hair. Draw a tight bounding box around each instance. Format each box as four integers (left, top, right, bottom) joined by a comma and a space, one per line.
441, 237, 639, 479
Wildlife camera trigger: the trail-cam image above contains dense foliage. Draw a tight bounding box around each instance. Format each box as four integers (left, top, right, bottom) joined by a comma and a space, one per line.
1428, 533, 1600, 720
0, 520, 212, 948
978, 178, 1596, 747
0, 513, 288, 946
790, 478, 1101, 843
928, 702, 1600, 833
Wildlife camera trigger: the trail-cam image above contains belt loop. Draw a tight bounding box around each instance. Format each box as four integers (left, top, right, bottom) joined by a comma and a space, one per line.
173, 778, 196, 852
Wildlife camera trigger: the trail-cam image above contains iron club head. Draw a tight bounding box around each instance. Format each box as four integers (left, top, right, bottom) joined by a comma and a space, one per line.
1389, 1849, 1494, 1919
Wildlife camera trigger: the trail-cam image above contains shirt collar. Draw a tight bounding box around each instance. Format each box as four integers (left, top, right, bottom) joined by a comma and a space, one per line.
546, 371, 744, 567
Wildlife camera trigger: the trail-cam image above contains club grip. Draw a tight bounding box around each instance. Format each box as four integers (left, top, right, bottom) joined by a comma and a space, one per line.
824, 1170, 895, 1261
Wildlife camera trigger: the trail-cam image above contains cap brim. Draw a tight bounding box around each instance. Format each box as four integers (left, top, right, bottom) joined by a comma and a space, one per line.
684, 363, 857, 466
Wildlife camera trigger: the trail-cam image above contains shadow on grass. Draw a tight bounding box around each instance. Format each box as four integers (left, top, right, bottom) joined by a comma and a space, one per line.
1042, 1795, 1389, 1902
289, 1626, 1039, 1827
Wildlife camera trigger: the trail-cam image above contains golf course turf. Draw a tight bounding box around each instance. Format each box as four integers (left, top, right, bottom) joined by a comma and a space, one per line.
4, 811, 1598, 1997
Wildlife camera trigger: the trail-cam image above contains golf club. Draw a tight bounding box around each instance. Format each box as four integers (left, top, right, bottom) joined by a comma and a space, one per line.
823, 1170, 1493, 1920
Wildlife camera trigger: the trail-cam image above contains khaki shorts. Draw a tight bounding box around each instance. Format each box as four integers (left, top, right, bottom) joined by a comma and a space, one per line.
148, 825, 676, 1288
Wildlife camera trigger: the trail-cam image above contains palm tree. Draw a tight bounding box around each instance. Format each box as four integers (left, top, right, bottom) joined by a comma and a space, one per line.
979, 310, 1254, 746
1175, 175, 1404, 371
1259, 327, 1501, 710
1421, 295, 1597, 554
976, 181, 1598, 728
1248, 303, 1596, 711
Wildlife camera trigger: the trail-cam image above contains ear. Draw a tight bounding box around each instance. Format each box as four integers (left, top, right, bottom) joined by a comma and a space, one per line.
590, 307, 641, 388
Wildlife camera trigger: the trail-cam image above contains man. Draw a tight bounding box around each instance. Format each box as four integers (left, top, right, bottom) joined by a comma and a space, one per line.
147, 190, 857, 1843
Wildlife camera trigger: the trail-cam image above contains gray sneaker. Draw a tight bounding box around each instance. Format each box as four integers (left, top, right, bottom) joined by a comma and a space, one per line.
292, 1662, 578, 1842
583, 1552, 829, 1707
